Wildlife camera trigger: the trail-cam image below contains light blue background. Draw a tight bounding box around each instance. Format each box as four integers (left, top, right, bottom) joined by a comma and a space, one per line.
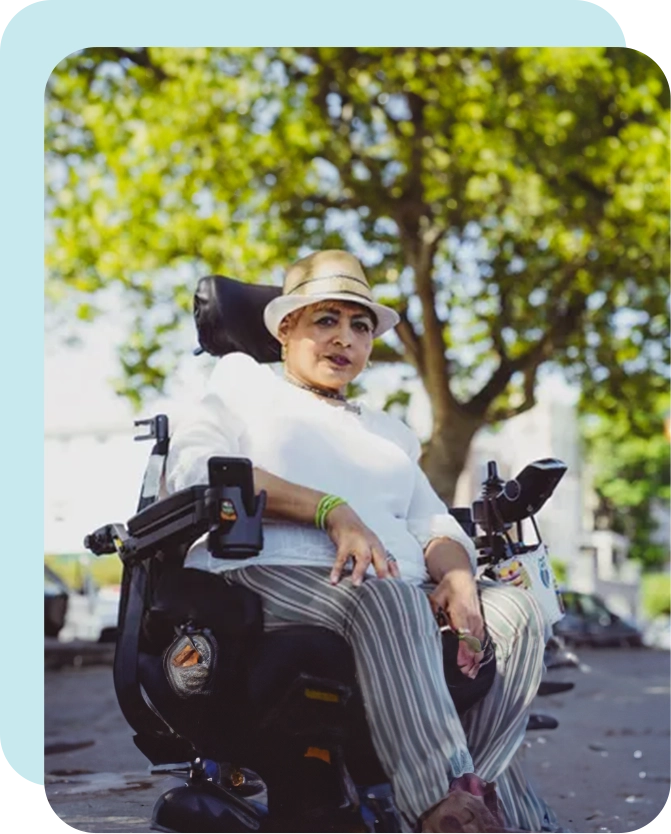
0, 0, 626, 786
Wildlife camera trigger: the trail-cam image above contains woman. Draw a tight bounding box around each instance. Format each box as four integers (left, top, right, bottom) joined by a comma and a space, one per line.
167, 250, 560, 833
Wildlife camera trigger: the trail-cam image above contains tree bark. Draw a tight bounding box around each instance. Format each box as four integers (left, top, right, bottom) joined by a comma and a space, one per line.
420, 407, 483, 506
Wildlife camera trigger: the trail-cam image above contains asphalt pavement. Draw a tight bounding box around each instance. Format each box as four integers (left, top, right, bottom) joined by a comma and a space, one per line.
44, 647, 670, 833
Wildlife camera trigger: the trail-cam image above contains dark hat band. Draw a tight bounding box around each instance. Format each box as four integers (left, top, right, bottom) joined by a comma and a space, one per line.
286, 273, 373, 300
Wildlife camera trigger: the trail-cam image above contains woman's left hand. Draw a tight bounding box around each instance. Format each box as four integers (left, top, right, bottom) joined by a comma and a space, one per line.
429, 573, 485, 679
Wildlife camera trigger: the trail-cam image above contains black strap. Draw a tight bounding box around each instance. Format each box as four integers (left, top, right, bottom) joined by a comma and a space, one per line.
114, 414, 180, 741
136, 415, 170, 511
113, 560, 173, 738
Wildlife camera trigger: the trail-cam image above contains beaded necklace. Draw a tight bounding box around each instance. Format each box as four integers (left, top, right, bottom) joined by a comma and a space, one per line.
284, 371, 361, 415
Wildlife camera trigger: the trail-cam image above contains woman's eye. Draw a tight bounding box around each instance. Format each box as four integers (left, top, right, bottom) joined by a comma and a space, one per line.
353, 321, 372, 333
315, 316, 337, 326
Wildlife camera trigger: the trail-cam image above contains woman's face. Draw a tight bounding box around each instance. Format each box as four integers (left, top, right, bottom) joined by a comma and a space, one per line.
279, 301, 375, 393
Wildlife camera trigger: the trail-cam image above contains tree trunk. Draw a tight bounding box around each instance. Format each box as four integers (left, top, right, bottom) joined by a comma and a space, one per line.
420, 408, 483, 506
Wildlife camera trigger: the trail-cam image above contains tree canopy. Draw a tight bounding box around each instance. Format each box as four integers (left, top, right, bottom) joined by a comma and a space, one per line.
45, 47, 670, 501
583, 393, 670, 569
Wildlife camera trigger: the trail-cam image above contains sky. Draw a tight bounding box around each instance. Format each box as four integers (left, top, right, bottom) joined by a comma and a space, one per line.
45, 313, 212, 553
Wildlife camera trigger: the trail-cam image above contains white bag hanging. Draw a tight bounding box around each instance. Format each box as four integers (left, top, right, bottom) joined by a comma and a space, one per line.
489, 543, 564, 631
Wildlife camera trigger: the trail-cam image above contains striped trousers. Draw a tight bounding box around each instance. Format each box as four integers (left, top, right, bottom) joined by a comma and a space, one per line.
221, 565, 559, 832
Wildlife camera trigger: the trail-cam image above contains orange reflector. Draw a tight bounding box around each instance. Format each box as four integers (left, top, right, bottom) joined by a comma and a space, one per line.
304, 747, 331, 764
304, 688, 339, 703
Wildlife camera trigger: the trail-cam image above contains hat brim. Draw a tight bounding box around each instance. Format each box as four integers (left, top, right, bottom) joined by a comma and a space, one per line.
264, 292, 400, 339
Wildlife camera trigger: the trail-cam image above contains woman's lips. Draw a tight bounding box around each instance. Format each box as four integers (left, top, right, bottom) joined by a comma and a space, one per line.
325, 354, 351, 367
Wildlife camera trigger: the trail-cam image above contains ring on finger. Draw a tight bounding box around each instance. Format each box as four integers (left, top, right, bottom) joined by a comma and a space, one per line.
385, 551, 397, 563
460, 634, 483, 653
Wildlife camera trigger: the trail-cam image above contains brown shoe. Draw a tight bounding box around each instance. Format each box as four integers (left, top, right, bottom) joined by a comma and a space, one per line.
421, 774, 506, 833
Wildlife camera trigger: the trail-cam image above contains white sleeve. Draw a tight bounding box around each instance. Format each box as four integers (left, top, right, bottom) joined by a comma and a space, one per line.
165, 355, 250, 493
402, 430, 479, 574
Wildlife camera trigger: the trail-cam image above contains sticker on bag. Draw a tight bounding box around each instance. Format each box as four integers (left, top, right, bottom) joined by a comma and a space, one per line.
490, 544, 564, 628
163, 629, 219, 698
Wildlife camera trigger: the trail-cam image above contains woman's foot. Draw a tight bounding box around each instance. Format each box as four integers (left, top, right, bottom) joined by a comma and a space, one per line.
421, 774, 506, 833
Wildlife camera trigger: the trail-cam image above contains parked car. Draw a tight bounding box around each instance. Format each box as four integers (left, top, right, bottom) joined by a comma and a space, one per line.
96, 584, 121, 643
58, 578, 121, 643
544, 634, 580, 669
642, 615, 671, 651
45, 565, 70, 638
554, 590, 644, 647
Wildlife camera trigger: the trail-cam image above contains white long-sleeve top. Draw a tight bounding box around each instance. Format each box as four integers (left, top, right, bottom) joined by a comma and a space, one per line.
166, 353, 477, 585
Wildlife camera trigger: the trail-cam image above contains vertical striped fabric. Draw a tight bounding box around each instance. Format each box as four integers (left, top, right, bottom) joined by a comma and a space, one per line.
221, 566, 559, 832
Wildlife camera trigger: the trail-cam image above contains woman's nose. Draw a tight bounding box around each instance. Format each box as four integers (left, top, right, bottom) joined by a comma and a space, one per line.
333, 324, 352, 346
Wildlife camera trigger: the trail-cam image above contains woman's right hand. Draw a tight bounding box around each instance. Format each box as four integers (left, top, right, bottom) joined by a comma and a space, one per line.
324, 504, 400, 586
429, 573, 485, 679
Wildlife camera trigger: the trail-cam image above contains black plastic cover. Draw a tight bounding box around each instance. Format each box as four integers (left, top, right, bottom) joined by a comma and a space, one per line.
494, 458, 567, 523
152, 783, 262, 832
193, 275, 282, 363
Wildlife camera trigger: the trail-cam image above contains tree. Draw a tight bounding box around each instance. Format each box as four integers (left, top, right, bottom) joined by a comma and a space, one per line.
45, 47, 670, 502
582, 395, 670, 569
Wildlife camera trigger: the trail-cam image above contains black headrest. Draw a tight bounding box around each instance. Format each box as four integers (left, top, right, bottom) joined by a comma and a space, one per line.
193, 275, 282, 363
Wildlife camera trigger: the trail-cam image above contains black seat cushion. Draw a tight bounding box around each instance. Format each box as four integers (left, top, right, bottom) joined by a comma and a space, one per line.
193, 275, 281, 362
144, 567, 263, 645
142, 567, 264, 727
246, 626, 357, 714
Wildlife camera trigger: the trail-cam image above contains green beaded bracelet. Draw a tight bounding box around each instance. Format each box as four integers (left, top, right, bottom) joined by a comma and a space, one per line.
315, 494, 347, 530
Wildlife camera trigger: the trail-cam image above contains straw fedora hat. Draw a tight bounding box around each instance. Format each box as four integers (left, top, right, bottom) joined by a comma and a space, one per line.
263, 250, 400, 339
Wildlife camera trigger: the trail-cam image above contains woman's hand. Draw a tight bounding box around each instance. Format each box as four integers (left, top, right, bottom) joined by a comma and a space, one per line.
325, 504, 401, 586
429, 572, 485, 679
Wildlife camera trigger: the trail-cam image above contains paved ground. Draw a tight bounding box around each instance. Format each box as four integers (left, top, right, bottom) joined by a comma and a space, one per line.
44, 647, 670, 833
521, 648, 670, 833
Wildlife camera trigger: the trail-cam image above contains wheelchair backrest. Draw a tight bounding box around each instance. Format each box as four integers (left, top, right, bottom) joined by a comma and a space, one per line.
133, 275, 283, 516
193, 274, 281, 363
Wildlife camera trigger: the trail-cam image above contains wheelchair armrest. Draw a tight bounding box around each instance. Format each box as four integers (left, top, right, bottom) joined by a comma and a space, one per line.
87, 483, 265, 564
84, 488, 213, 563
124, 486, 212, 561
128, 486, 209, 538
84, 488, 210, 560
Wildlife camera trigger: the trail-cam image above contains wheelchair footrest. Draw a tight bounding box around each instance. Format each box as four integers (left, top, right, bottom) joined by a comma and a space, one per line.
527, 713, 559, 731
152, 782, 264, 833
537, 680, 574, 697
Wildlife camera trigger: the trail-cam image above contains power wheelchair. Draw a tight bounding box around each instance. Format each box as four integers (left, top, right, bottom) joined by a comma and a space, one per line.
85, 275, 568, 833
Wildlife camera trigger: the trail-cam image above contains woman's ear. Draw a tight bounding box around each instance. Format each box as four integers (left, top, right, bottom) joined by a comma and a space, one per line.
277, 312, 296, 345
277, 318, 292, 363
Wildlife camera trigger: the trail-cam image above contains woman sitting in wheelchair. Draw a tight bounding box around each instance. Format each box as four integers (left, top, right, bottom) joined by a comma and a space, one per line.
166, 250, 559, 833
